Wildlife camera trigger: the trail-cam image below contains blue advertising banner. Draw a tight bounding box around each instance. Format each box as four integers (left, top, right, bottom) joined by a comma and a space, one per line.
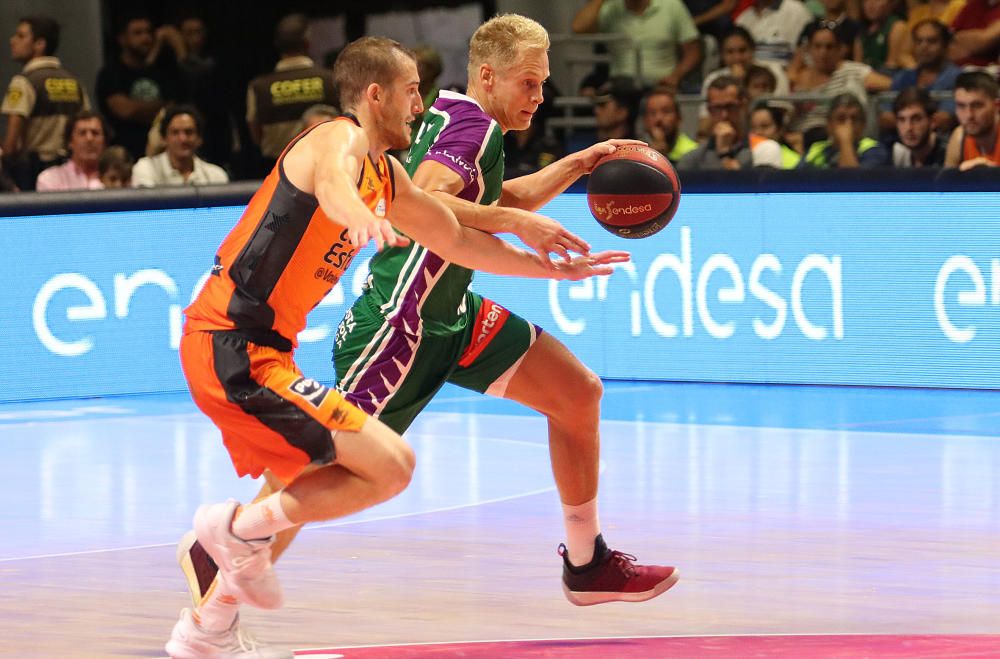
3, 191, 1000, 402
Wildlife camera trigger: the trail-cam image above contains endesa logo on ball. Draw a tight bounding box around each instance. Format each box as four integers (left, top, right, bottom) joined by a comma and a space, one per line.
588, 195, 670, 226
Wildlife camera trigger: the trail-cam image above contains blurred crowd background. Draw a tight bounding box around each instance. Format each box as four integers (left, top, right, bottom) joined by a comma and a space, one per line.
1, 0, 998, 193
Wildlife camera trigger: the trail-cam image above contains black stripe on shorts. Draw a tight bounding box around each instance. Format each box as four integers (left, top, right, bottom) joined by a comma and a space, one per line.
211, 331, 336, 465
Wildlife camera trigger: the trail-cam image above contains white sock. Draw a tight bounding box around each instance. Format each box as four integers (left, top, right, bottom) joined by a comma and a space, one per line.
231, 492, 293, 541
562, 498, 601, 567
194, 581, 239, 633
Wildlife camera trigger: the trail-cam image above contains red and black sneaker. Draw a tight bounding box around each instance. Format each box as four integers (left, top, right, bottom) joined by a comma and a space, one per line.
559, 534, 679, 606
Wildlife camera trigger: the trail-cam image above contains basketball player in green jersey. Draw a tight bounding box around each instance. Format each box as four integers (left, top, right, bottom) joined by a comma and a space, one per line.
335, 14, 679, 605
180, 14, 677, 614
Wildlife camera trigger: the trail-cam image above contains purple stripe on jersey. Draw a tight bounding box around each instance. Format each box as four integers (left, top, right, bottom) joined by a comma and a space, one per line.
389, 250, 447, 333
424, 94, 492, 203
342, 328, 416, 414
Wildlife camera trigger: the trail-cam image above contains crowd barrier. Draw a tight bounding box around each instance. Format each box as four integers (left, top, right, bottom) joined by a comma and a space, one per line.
3, 170, 1000, 402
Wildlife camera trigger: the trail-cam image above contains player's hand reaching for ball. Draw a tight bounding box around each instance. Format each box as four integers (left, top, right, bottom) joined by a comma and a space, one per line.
549, 250, 631, 281
575, 139, 649, 174
507, 207, 591, 266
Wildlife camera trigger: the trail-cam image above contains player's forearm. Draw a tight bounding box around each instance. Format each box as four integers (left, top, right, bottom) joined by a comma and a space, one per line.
452, 227, 553, 278
500, 154, 587, 211
429, 190, 519, 234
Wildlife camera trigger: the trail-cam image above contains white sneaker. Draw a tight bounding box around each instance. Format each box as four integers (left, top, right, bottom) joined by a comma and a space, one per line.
193, 500, 283, 610
165, 608, 293, 658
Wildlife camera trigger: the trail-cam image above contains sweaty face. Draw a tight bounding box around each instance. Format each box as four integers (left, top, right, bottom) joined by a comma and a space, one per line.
643, 93, 679, 137
750, 108, 779, 140
382, 56, 423, 150
955, 89, 999, 138
165, 113, 202, 159
721, 36, 753, 69
489, 48, 549, 132
895, 105, 930, 149
912, 24, 945, 68
9, 23, 36, 63
69, 118, 106, 165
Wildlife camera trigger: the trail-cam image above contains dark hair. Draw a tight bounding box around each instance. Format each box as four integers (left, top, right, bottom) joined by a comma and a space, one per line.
275, 13, 309, 55
98, 146, 134, 178
19, 15, 60, 55
827, 92, 865, 118
334, 36, 415, 110
159, 104, 204, 138
955, 71, 999, 99
63, 110, 111, 149
911, 18, 951, 45
893, 86, 937, 117
721, 26, 755, 51
708, 74, 747, 97
116, 14, 152, 36
746, 65, 777, 91
752, 102, 787, 129
809, 25, 851, 47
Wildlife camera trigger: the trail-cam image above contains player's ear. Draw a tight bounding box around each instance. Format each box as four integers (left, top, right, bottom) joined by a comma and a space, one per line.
480, 63, 494, 91
365, 82, 381, 106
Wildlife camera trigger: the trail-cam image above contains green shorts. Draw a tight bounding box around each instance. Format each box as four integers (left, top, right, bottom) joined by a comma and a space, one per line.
334, 290, 542, 434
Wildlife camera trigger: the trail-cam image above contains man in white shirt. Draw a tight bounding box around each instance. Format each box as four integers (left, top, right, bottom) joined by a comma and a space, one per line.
735, 0, 814, 65
132, 104, 228, 186
35, 110, 107, 191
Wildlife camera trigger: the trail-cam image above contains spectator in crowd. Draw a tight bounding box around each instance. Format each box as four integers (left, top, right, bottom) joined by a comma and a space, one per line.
572, 0, 703, 91
35, 110, 107, 191
802, 92, 890, 166
746, 64, 780, 99
701, 27, 789, 105
2, 15, 89, 191
906, 0, 967, 30
96, 15, 180, 161
856, 0, 913, 72
677, 75, 784, 169
790, 26, 891, 140
735, 0, 815, 66
640, 86, 699, 161
98, 145, 133, 188
246, 13, 337, 174
797, 0, 864, 56
131, 104, 228, 186
685, 0, 738, 42
174, 14, 231, 171
891, 87, 947, 166
593, 76, 641, 141
949, 0, 1000, 67
945, 71, 1000, 169
750, 102, 803, 166
301, 104, 339, 130
891, 19, 961, 117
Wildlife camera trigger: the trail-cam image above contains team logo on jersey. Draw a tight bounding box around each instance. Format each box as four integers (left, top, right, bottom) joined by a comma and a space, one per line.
289, 377, 330, 407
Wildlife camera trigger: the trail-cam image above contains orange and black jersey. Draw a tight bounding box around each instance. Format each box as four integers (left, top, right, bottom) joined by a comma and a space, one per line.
185, 115, 395, 350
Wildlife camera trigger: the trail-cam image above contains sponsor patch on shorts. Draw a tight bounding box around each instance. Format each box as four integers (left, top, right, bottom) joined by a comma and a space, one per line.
289, 377, 330, 407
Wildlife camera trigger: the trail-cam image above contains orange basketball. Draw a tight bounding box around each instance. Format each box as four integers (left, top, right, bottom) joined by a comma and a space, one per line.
586, 145, 681, 239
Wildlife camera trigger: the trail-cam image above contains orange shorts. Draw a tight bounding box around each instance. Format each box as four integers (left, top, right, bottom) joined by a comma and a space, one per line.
179, 330, 368, 484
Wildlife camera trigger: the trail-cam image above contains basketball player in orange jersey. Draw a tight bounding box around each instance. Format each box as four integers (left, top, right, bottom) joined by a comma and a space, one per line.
165, 35, 628, 658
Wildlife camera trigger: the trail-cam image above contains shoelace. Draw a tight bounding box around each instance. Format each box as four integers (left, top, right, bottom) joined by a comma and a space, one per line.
609, 550, 638, 578
233, 622, 263, 651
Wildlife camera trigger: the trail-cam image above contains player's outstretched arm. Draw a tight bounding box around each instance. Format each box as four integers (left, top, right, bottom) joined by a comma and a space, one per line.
389, 157, 628, 280
500, 139, 647, 211
311, 121, 407, 250
413, 159, 591, 264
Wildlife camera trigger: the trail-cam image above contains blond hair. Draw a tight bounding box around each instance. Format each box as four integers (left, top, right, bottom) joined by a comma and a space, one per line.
334, 36, 415, 111
468, 13, 549, 79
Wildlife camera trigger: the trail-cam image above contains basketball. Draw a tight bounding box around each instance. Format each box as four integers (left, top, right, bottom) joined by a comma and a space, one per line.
586, 145, 681, 239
